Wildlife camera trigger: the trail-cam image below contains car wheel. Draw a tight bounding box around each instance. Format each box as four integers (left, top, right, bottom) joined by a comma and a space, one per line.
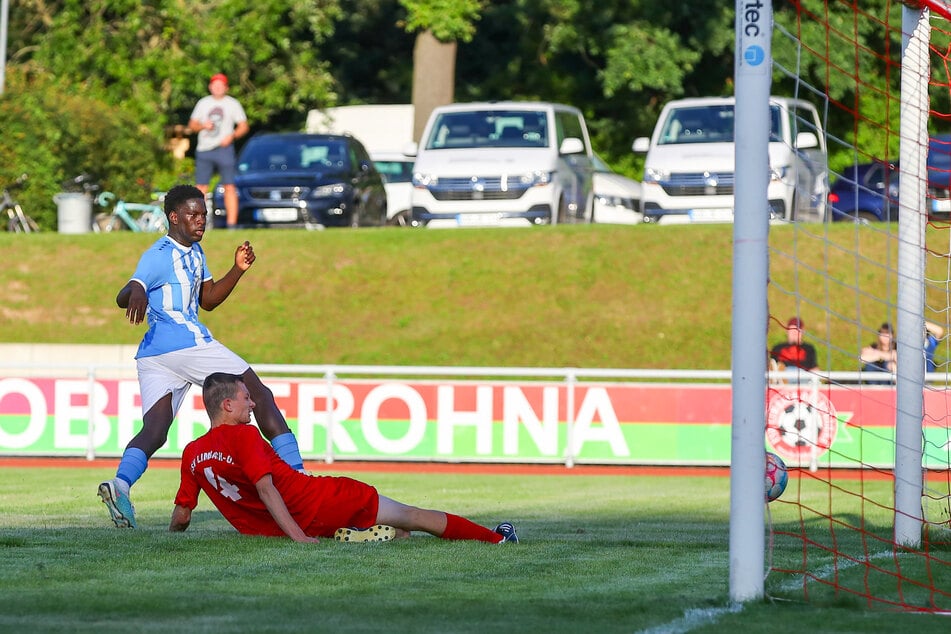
856, 211, 879, 224
388, 210, 412, 227
556, 196, 569, 224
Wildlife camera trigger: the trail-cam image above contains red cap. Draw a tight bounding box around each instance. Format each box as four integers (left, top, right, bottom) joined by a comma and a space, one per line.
209, 73, 228, 86
786, 317, 804, 329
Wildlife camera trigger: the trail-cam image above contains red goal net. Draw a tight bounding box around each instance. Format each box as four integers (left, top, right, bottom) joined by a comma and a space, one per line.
763, 0, 951, 611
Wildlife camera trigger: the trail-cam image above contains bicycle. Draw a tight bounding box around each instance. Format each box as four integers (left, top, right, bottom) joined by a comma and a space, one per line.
94, 190, 167, 233
2, 174, 40, 233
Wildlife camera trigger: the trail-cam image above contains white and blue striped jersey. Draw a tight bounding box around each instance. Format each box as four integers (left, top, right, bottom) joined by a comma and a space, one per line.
130, 236, 214, 358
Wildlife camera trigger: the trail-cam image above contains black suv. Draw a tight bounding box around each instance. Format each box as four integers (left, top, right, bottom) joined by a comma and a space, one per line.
212, 133, 387, 228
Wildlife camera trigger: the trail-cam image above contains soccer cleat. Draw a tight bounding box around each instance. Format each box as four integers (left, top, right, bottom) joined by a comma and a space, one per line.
98, 479, 137, 529
334, 524, 396, 543
494, 522, 519, 544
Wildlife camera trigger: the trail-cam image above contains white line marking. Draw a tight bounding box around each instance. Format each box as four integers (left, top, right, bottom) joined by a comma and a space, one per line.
636, 604, 744, 634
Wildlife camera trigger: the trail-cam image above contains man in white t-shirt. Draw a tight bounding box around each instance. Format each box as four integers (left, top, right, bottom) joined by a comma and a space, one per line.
189, 73, 249, 228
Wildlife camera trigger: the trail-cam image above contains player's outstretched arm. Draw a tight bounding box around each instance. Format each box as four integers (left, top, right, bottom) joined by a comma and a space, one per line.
116, 281, 148, 325
169, 504, 192, 532
255, 475, 318, 544
199, 241, 256, 311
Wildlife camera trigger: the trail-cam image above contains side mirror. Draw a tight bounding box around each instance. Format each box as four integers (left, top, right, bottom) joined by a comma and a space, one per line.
795, 132, 819, 150
559, 137, 585, 155
632, 137, 650, 153
402, 142, 419, 158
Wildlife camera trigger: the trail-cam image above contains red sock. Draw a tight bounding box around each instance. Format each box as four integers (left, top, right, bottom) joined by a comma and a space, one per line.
441, 513, 502, 543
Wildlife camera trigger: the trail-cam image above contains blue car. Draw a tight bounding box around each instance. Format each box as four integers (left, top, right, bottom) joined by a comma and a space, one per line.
929, 133, 951, 218
211, 133, 388, 229
828, 160, 899, 223
829, 134, 951, 223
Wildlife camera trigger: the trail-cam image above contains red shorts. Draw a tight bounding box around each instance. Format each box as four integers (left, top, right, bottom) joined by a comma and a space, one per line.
303, 476, 379, 537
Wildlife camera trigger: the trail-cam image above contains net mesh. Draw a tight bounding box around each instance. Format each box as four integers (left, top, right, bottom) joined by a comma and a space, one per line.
765, 0, 951, 611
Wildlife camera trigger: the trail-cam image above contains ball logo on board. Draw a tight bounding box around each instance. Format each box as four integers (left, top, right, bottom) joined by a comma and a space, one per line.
766, 387, 838, 463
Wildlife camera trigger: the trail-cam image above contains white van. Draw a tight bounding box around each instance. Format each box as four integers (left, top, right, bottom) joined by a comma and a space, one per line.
632, 96, 827, 224
405, 102, 595, 227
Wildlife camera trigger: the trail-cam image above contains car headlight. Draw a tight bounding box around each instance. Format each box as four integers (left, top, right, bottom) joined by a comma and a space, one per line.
770, 165, 790, 182
515, 171, 553, 187
644, 167, 670, 183
311, 183, 347, 198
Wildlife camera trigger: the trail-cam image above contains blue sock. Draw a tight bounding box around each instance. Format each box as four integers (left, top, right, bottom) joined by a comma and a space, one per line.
271, 432, 304, 470
116, 447, 149, 488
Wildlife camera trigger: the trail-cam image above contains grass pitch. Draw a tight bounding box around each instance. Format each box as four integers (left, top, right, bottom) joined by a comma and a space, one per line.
1, 464, 949, 633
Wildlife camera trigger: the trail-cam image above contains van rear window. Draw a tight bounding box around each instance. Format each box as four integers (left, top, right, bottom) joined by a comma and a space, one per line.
425, 110, 549, 149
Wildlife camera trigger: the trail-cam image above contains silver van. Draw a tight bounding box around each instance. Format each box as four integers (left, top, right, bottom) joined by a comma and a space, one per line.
405, 102, 595, 227
633, 96, 828, 224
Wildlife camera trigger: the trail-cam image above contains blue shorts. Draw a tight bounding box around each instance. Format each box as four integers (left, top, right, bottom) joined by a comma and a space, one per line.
195, 146, 237, 185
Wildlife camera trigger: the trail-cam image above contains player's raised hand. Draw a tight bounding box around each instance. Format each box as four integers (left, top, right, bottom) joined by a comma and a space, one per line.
235, 241, 256, 271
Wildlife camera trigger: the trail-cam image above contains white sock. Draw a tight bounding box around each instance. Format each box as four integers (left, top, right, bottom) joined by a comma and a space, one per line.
113, 478, 131, 497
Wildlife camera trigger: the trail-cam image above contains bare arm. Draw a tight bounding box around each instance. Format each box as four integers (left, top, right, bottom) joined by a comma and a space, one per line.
116, 280, 148, 325
199, 242, 256, 311
926, 321, 945, 339
169, 504, 192, 532
221, 120, 250, 147
188, 117, 208, 134
255, 475, 318, 543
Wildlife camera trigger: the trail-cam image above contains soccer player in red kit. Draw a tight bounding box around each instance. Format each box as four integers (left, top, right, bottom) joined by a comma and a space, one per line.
169, 372, 518, 544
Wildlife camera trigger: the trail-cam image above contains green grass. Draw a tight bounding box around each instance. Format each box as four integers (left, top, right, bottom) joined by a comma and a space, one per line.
1, 222, 942, 371
5, 224, 951, 629
0, 466, 949, 632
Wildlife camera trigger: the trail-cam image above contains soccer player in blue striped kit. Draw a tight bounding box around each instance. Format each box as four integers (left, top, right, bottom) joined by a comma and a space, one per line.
98, 184, 305, 528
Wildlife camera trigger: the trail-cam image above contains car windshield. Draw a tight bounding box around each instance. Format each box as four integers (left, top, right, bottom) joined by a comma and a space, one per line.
238, 138, 349, 172
592, 154, 612, 173
374, 159, 413, 183
657, 105, 782, 145
424, 110, 549, 150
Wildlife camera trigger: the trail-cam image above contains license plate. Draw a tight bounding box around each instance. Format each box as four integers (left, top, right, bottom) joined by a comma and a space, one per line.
932, 198, 951, 213
255, 208, 299, 222
456, 213, 501, 226
688, 208, 733, 222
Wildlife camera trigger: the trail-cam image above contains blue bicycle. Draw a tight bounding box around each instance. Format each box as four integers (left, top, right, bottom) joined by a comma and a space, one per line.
94, 191, 167, 233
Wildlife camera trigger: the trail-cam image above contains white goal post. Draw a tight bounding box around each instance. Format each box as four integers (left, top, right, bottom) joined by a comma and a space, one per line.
729, 0, 772, 603
729, 0, 939, 602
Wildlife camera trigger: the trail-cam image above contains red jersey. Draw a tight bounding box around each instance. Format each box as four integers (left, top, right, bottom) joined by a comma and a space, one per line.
175, 423, 378, 537
770, 341, 818, 370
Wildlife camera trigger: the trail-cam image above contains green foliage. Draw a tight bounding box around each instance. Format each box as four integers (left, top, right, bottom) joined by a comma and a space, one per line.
1, 0, 925, 186
399, 0, 483, 42
0, 67, 170, 229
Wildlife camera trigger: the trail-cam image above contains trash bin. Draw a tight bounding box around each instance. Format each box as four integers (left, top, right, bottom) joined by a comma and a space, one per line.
53, 193, 93, 234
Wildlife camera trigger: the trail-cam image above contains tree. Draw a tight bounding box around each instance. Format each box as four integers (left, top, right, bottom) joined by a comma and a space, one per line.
399, 0, 482, 140
0, 67, 170, 228
1, 0, 345, 221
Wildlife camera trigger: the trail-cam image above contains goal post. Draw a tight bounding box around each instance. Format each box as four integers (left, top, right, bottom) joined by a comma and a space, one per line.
894, 3, 930, 549
731, 0, 951, 610
729, 0, 772, 603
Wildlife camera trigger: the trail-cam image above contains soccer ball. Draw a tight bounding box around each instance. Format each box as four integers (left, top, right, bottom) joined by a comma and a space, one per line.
765, 452, 788, 502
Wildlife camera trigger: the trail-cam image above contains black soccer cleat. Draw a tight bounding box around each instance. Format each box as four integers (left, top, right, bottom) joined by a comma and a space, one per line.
494, 522, 519, 544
